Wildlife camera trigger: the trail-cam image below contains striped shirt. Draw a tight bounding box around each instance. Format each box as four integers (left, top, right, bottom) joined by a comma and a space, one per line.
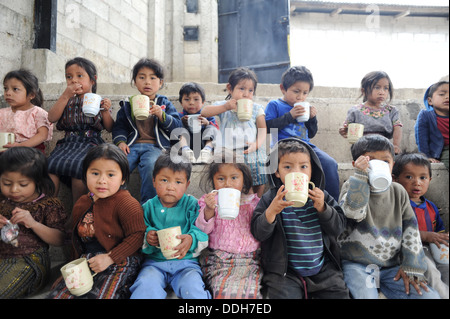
281, 202, 324, 277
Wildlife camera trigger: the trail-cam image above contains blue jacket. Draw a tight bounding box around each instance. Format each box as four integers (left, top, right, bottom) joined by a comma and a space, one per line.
112, 95, 182, 149
414, 86, 444, 159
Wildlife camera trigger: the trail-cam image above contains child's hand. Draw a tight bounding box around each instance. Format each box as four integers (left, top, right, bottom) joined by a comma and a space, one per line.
88, 253, 114, 273
150, 104, 163, 121
10, 207, 38, 229
181, 115, 189, 126
64, 82, 83, 98
354, 155, 370, 173
0, 215, 8, 228
174, 234, 193, 259
118, 142, 130, 155
265, 185, 294, 223
243, 142, 257, 154
422, 231, 449, 248
309, 105, 317, 119
309, 187, 325, 213
225, 99, 237, 111
290, 103, 307, 119
199, 116, 209, 126
393, 145, 401, 155
100, 98, 112, 113
339, 123, 348, 138
428, 158, 441, 163
203, 192, 217, 221
146, 230, 159, 247
394, 268, 430, 296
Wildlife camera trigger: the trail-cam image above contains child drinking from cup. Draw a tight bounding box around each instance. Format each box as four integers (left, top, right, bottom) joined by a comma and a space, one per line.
251, 137, 350, 299
265, 65, 340, 201
201, 67, 267, 198
338, 135, 440, 299
339, 71, 403, 155
178, 82, 219, 164
48, 144, 146, 299
195, 149, 262, 299
112, 58, 182, 204
1, 69, 53, 153
47, 57, 113, 204
393, 152, 449, 298
0, 147, 67, 299
130, 152, 210, 299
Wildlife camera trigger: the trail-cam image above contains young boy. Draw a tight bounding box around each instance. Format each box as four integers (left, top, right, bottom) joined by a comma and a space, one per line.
177, 82, 219, 164
393, 152, 449, 298
415, 81, 449, 169
251, 137, 350, 299
130, 152, 210, 299
265, 66, 340, 201
338, 135, 440, 299
112, 58, 182, 204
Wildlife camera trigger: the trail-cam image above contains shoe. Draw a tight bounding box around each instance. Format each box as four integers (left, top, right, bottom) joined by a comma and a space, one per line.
198, 149, 213, 164
182, 149, 196, 163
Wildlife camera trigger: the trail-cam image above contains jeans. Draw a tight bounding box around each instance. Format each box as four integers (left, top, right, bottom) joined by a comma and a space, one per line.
130, 259, 211, 299
342, 260, 441, 299
127, 143, 162, 204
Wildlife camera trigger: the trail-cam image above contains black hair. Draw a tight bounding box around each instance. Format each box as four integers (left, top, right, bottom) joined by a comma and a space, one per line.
426, 81, 449, 100
178, 82, 206, 103
281, 66, 314, 91
225, 67, 258, 100
350, 135, 395, 161
199, 148, 253, 194
82, 144, 130, 187
359, 71, 394, 103
65, 57, 98, 93
0, 147, 55, 196
153, 151, 192, 181
3, 69, 44, 107
132, 58, 165, 84
393, 152, 432, 178
276, 139, 311, 164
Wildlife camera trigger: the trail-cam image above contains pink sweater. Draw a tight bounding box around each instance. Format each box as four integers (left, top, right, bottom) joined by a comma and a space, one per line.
195, 193, 260, 254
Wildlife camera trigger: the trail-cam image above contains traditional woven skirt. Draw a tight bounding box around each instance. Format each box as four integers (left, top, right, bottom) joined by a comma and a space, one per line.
0, 247, 50, 299
47, 253, 141, 299
199, 248, 263, 299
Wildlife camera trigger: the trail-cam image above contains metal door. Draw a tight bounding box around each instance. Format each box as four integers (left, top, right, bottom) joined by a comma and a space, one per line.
218, 0, 290, 83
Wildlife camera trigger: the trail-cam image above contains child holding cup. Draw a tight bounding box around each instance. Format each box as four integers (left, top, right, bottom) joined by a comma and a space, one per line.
112, 58, 182, 204
130, 152, 210, 299
251, 137, 350, 299
195, 148, 262, 299
47, 57, 113, 204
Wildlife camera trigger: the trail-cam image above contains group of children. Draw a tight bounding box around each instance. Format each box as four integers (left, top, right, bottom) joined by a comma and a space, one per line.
0, 55, 448, 299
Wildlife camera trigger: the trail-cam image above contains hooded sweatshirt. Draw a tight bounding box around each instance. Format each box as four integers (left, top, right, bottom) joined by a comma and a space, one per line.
250, 137, 346, 277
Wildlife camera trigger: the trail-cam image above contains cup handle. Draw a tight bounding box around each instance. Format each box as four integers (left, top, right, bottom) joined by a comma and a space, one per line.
309, 182, 315, 190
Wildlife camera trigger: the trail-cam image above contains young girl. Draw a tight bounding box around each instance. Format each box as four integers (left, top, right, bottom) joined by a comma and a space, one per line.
47, 57, 114, 204
0, 147, 67, 299
201, 67, 267, 197
47, 143, 146, 299
195, 150, 262, 299
1, 69, 53, 153
339, 71, 403, 154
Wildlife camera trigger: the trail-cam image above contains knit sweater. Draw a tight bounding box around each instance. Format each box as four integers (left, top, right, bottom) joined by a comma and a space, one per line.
71, 189, 146, 264
338, 170, 427, 280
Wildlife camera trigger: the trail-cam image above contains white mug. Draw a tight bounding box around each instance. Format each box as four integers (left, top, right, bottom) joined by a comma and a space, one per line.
82, 93, 102, 117
347, 123, 364, 144
0, 132, 15, 151
284, 172, 315, 207
294, 102, 310, 122
60, 258, 97, 296
429, 242, 449, 265
368, 159, 392, 191
237, 99, 253, 121
132, 95, 155, 121
157, 226, 182, 259
211, 188, 241, 220
187, 114, 202, 133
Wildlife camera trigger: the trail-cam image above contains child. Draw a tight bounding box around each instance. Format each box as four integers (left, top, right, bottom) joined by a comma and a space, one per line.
130, 152, 210, 299
338, 135, 440, 299
1, 69, 53, 153
112, 58, 182, 204
393, 152, 449, 298
196, 149, 262, 299
251, 137, 350, 299
47, 57, 114, 204
265, 66, 340, 201
201, 67, 267, 198
339, 71, 403, 155
48, 144, 146, 299
415, 81, 449, 169
0, 147, 66, 299
178, 82, 219, 164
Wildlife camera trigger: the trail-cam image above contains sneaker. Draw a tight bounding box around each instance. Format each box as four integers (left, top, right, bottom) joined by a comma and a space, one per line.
198, 149, 213, 164
182, 149, 196, 163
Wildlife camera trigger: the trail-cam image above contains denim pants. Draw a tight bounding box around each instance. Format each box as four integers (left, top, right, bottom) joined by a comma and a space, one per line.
127, 143, 162, 204
309, 144, 340, 201
130, 259, 211, 299
342, 260, 441, 299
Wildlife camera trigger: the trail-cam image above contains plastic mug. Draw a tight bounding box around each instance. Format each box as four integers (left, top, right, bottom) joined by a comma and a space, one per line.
294, 102, 310, 122
284, 172, 315, 207
429, 242, 449, 265
157, 226, 182, 259
132, 95, 155, 121
211, 188, 241, 220
368, 159, 392, 191
60, 258, 97, 296
237, 99, 253, 121
347, 123, 364, 144
0, 132, 15, 151
82, 93, 102, 117
188, 114, 202, 133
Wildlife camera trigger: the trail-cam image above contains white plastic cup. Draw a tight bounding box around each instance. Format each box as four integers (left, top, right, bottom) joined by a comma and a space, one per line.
294, 102, 310, 122
237, 99, 253, 121
157, 226, 182, 259
132, 95, 155, 121
188, 114, 202, 133
0, 132, 15, 151
347, 123, 364, 144
429, 242, 449, 265
368, 159, 392, 191
284, 172, 315, 207
82, 93, 102, 117
60, 258, 97, 296
212, 188, 241, 220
